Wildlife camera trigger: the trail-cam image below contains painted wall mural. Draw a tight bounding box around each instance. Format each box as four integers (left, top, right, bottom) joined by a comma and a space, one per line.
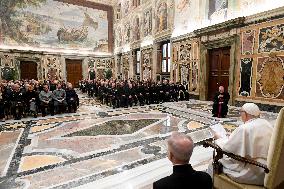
0, 0, 110, 52
143, 9, 152, 37
239, 58, 253, 96
156, 2, 168, 33
242, 30, 255, 55
208, 0, 228, 23
259, 24, 284, 53
124, 23, 131, 44
257, 55, 284, 98
132, 17, 141, 41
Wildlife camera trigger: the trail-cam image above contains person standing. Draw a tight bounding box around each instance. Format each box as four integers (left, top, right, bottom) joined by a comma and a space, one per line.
212, 86, 230, 118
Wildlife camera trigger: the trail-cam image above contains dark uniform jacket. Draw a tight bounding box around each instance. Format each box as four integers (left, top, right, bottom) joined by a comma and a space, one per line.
153, 164, 212, 189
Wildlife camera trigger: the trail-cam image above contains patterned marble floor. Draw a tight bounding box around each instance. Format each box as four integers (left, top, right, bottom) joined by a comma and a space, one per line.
0, 91, 278, 189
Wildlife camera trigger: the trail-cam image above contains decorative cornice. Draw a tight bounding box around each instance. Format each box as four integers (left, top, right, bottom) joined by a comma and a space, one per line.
201, 35, 236, 49
244, 6, 284, 26
171, 32, 196, 43
194, 17, 245, 36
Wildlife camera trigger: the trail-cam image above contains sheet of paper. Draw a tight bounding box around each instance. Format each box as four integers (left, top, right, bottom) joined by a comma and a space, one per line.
210, 123, 227, 139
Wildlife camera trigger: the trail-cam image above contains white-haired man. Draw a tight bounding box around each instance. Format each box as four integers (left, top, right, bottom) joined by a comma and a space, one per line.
154, 132, 212, 189
212, 103, 273, 185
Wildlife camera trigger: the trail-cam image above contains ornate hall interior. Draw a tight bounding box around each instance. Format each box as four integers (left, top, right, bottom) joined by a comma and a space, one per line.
0, 0, 284, 188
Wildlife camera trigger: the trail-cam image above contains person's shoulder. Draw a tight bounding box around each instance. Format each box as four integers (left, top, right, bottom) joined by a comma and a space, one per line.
193, 171, 213, 188
153, 176, 173, 189
194, 171, 212, 181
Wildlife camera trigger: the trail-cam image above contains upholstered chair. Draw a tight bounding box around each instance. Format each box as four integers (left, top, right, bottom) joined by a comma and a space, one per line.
204, 107, 284, 189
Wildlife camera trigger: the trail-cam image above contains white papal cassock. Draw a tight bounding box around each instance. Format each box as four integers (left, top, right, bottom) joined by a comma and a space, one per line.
216, 118, 273, 185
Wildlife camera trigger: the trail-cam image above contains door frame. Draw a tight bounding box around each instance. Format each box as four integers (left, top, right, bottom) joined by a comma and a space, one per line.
65, 58, 83, 86
199, 35, 239, 105
16, 57, 41, 80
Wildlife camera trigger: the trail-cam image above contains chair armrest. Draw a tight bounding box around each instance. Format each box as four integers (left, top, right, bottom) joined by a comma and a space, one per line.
203, 141, 269, 174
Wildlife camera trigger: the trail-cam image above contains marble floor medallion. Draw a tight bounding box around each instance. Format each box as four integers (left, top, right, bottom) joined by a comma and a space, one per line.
0, 91, 278, 189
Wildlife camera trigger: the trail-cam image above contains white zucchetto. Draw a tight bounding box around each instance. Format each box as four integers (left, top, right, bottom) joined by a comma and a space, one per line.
242, 103, 261, 116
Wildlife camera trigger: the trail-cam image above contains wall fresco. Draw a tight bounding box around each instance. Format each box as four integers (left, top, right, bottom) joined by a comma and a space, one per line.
257, 55, 284, 98
143, 9, 152, 37
239, 58, 253, 96
242, 30, 255, 55
132, 16, 141, 41
156, 2, 167, 33
259, 24, 284, 53
0, 0, 110, 52
208, 0, 228, 23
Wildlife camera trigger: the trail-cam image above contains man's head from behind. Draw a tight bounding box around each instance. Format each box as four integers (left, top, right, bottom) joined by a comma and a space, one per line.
167, 132, 194, 165
240, 103, 260, 123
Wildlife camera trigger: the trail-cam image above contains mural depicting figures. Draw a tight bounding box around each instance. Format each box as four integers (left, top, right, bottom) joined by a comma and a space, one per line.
257, 55, 284, 98
143, 9, 152, 37
133, 17, 140, 41
259, 24, 284, 53
115, 26, 123, 47
124, 23, 131, 44
156, 2, 167, 32
208, 0, 228, 22
0, 0, 109, 52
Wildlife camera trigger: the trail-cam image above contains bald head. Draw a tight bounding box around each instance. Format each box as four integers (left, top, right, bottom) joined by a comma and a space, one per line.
167, 132, 194, 164
219, 86, 224, 93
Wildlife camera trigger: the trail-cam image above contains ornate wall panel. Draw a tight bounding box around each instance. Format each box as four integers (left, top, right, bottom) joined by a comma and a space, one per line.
256, 55, 284, 99
239, 58, 253, 96
0, 54, 16, 81
259, 24, 284, 53
171, 39, 199, 93
141, 48, 153, 81
42, 56, 62, 81
122, 54, 130, 80
242, 30, 255, 55
88, 57, 114, 80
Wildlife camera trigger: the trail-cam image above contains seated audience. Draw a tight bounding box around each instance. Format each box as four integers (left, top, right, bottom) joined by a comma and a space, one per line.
153, 132, 212, 189
25, 85, 39, 118
0, 85, 5, 121
10, 84, 24, 120
212, 86, 230, 118
210, 103, 273, 185
53, 83, 67, 114
66, 83, 79, 113
39, 84, 54, 117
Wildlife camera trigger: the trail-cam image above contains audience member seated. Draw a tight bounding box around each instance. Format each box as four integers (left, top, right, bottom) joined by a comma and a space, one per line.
39, 84, 54, 117
10, 84, 24, 120
212, 86, 230, 118
153, 132, 212, 189
209, 103, 273, 185
0, 85, 5, 121
53, 84, 67, 114
66, 83, 79, 113
25, 85, 39, 118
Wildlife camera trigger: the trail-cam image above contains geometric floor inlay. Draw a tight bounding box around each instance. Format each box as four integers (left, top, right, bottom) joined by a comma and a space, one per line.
0, 91, 278, 189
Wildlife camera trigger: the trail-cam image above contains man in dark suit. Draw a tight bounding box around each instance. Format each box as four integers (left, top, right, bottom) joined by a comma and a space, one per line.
153, 132, 212, 189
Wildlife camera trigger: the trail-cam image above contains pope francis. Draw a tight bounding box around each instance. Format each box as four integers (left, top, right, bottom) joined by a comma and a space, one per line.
212, 103, 273, 185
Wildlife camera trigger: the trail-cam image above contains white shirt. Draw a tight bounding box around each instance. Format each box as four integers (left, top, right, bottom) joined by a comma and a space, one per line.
217, 118, 273, 185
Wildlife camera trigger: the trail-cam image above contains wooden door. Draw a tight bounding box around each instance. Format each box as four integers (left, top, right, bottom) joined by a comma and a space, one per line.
207, 47, 230, 101
66, 59, 82, 88
20, 61, 38, 80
